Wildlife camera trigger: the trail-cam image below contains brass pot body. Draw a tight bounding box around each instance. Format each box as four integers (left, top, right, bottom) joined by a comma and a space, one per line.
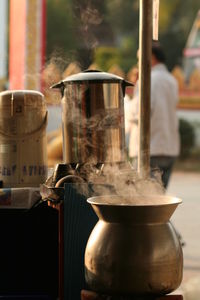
85, 195, 183, 297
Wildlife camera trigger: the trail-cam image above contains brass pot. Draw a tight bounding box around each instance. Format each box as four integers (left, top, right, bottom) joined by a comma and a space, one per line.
85, 195, 183, 297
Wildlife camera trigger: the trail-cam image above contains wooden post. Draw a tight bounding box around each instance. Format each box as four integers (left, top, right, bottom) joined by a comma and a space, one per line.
138, 0, 152, 179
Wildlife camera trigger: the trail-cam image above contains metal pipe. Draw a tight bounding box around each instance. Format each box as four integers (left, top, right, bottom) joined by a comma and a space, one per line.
138, 0, 152, 179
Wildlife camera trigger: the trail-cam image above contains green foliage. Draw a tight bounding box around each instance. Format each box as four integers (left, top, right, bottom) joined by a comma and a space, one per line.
94, 38, 137, 72
46, 0, 114, 69
46, 0, 200, 71
105, 0, 139, 35
179, 119, 195, 159
47, 0, 77, 57
159, 0, 180, 32
118, 36, 138, 72
94, 47, 120, 71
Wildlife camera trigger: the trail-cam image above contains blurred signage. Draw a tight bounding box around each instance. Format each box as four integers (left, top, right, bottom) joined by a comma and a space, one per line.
153, 0, 160, 41
184, 48, 200, 57
0, 0, 8, 83
9, 0, 46, 90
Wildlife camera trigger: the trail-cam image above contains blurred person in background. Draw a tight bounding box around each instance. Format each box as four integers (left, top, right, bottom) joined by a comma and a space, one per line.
124, 66, 139, 153
126, 42, 180, 189
126, 42, 185, 246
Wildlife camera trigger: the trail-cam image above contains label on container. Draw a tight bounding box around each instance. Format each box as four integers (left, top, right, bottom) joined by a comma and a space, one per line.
22, 165, 47, 176
0, 165, 17, 177
0, 165, 47, 177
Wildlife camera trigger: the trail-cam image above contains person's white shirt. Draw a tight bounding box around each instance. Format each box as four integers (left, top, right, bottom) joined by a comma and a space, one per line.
126, 63, 180, 158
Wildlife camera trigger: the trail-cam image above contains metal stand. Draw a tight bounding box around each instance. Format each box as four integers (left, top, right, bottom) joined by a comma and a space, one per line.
0, 203, 58, 299
55, 183, 116, 300
55, 183, 99, 300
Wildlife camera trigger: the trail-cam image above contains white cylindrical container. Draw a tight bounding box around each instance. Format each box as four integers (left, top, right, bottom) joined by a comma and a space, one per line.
0, 90, 48, 187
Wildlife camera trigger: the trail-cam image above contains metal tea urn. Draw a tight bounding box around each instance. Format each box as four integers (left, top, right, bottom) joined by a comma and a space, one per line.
0, 90, 47, 187
85, 195, 183, 297
52, 70, 133, 165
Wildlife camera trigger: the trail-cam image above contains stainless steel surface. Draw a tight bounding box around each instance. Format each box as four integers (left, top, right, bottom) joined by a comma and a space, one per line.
51, 70, 133, 96
85, 195, 183, 296
0, 90, 47, 187
58, 76, 130, 164
138, 0, 152, 178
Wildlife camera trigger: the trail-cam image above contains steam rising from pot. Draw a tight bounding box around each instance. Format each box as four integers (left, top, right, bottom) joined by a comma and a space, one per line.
73, 1, 103, 50
88, 162, 165, 202
48, 68, 165, 203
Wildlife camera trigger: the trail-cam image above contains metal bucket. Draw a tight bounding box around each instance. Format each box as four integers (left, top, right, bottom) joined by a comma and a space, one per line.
0, 90, 48, 187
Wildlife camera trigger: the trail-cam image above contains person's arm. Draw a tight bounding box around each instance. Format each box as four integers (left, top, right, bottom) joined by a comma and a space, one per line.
127, 81, 139, 124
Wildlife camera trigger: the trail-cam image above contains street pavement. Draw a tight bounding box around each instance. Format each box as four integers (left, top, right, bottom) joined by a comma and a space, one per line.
167, 171, 200, 299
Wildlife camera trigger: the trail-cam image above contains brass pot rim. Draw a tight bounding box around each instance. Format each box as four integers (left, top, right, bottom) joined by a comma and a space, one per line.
87, 194, 182, 207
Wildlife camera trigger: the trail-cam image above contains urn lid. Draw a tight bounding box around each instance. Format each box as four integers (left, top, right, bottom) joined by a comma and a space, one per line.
51, 69, 134, 87
52, 70, 129, 88
51, 69, 133, 97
